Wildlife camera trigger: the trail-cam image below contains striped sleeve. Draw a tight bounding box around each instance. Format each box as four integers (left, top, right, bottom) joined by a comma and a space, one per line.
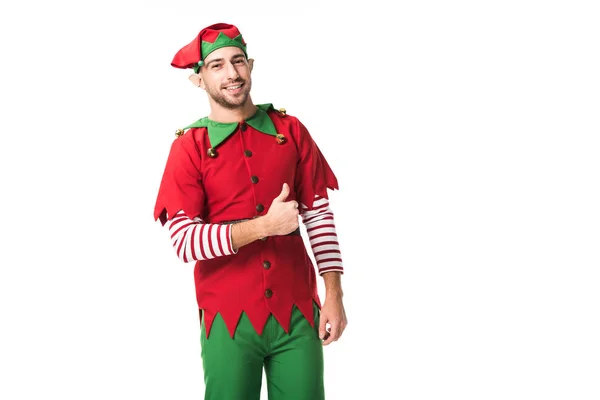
300, 195, 344, 275
167, 210, 236, 263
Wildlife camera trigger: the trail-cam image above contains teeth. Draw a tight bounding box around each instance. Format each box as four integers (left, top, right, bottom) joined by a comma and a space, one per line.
226, 85, 241, 90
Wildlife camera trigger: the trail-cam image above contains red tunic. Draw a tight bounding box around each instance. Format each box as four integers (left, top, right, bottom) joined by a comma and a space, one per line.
153, 105, 338, 338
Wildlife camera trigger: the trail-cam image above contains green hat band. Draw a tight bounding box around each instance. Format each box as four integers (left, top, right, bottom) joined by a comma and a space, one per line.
194, 32, 247, 73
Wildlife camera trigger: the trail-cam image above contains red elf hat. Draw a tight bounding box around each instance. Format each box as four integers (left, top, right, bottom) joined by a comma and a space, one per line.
171, 23, 248, 74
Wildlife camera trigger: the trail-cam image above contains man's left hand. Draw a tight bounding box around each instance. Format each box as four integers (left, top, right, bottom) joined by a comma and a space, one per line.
318, 295, 347, 346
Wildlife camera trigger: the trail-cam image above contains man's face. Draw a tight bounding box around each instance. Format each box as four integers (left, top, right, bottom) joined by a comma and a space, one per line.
200, 46, 253, 109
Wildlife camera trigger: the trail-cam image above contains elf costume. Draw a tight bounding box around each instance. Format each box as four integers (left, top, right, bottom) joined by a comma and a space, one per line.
153, 23, 344, 400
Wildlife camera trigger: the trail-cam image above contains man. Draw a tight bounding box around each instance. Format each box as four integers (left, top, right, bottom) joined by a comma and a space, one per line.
153, 23, 347, 400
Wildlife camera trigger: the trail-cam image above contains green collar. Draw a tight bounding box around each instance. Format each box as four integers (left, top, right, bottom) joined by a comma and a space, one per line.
183, 103, 279, 148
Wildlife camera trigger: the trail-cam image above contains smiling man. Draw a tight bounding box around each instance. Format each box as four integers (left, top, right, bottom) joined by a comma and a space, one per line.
153, 23, 347, 400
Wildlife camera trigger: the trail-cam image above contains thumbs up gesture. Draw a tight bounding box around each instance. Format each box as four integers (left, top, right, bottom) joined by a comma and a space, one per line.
263, 183, 300, 236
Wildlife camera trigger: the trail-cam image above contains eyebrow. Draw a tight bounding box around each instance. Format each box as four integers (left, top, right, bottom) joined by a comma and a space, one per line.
205, 58, 224, 67
205, 55, 246, 66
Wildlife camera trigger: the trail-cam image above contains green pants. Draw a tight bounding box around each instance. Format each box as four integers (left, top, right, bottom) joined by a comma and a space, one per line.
200, 305, 325, 400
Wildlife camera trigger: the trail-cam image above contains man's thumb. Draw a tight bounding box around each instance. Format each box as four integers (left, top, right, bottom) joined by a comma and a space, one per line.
276, 183, 290, 201
318, 315, 327, 340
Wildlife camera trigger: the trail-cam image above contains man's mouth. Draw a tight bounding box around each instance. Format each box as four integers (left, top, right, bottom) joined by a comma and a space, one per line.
224, 83, 243, 91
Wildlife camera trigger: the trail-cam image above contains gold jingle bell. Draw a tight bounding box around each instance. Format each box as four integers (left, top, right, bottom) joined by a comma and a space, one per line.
278, 108, 286, 116
175, 128, 184, 138
275, 134, 286, 145
207, 148, 218, 158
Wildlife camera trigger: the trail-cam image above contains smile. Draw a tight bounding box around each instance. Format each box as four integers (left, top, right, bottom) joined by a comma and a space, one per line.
224, 84, 243, 90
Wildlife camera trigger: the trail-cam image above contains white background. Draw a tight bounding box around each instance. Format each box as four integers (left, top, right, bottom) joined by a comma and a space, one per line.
1, 1, 599, 399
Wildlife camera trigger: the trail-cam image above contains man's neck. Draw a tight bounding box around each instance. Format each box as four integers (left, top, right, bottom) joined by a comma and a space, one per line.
208, 98, 257, 123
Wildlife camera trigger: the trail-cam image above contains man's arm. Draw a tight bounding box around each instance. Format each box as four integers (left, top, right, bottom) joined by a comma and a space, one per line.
322, 270, 343, 299
168, 183, 300, 262
298, 195, 347, 345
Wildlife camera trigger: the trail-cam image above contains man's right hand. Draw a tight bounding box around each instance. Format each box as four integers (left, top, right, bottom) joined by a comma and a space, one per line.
262, 183, 300, 236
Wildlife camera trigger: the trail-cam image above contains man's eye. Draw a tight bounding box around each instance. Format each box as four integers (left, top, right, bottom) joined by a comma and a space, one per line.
212, 64, 222, 69
234, 59, 244, 64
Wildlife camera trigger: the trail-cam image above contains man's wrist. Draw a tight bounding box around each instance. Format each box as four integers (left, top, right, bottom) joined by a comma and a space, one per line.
325, 289, 343, 300
253, 216, 272, 238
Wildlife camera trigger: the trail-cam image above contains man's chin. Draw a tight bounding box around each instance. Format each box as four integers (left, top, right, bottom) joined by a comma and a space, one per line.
220, 95, 249, 109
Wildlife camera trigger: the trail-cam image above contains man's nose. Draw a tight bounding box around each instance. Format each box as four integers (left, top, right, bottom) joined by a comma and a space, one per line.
224, 61, 240, 80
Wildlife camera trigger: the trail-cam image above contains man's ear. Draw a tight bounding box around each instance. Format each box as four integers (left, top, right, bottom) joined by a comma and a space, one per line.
248, 58, 254, 73
189, 73, 203, 88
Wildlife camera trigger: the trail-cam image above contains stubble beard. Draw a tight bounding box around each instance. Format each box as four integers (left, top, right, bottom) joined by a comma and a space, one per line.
206, 79, 252, 110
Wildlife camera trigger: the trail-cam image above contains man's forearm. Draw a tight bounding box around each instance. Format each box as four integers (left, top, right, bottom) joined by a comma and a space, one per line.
322, 271, 343, 299
231, 217, 270, 251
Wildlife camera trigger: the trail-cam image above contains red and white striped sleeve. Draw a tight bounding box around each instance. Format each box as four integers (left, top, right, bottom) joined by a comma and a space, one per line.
167, 210, 236, 263
300, 195, 344, 275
